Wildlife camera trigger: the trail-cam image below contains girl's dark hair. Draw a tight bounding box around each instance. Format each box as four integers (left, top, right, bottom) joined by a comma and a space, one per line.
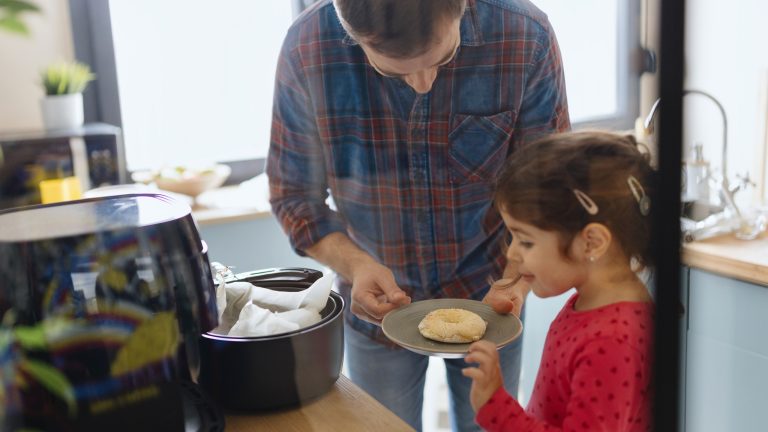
494, 131, 655, 268
334, 0, 467, 58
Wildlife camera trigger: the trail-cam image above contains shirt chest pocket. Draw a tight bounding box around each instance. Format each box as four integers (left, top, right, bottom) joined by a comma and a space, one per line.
448, 111, 516, 184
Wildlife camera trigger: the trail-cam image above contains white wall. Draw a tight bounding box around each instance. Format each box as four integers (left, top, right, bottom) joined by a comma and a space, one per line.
684, 0, 768, 206
0, 0, 73, 132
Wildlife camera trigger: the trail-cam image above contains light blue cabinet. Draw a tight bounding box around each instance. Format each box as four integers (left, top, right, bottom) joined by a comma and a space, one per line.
684, 268, 768, 432
198, 216, 320, 272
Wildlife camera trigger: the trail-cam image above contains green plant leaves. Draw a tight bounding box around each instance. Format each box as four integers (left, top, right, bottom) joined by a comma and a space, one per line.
0, 0, 39, 36
0, 16, 27, 34
41, 62, 96, 96
0, 0, 40, 12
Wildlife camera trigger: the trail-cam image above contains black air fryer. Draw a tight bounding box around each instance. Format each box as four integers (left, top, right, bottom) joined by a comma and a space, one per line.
0, 194, 221, 431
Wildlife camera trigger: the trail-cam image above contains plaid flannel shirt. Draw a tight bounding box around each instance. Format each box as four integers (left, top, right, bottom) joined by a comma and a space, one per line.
268, 0, 570, 344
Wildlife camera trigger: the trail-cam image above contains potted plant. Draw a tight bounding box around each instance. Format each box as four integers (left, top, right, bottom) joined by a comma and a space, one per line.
40, 61, 95, 130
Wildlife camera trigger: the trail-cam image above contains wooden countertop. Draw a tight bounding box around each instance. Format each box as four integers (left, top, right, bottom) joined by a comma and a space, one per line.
225, 375, 415, 432
682, 230, 768, 286
191, 185, 272, 226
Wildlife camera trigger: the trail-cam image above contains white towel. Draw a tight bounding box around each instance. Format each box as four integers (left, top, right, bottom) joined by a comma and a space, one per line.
210, 271, 333, 337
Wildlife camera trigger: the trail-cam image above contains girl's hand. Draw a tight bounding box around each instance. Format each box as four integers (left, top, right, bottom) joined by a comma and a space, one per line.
462, 340, 504, 413
483, 277, 526, 317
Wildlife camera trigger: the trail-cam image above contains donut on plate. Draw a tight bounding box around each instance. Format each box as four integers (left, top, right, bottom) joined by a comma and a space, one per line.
418, 308, 487, 343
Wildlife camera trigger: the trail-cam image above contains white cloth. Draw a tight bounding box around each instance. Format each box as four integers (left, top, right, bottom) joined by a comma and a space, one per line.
210, 271, 333, 337
211, 262, 233, 322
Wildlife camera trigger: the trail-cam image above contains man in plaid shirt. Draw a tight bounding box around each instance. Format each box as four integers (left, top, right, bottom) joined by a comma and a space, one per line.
268, 0, 569, 429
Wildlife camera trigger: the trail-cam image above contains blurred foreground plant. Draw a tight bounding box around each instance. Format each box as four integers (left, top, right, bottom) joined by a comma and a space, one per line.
0, 0, 40, 36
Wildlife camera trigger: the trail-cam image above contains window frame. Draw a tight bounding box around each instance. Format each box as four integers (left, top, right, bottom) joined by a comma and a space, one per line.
69, 0, 644, 181
572, 0, 644, 130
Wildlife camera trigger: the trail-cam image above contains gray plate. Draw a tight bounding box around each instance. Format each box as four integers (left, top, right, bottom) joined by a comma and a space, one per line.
381, 299, 523, 358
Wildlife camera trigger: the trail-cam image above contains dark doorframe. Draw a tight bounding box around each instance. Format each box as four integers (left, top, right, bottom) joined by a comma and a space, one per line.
68, 0, 122, 128
653, 0, 685, 430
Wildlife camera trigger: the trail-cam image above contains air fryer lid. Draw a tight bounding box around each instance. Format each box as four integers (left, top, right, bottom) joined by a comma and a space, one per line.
0, 194, 218, 429
0, 193, 194, 242
0, 194, 216, 330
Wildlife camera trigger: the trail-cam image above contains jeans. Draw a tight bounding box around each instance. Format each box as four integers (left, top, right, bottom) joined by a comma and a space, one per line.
344, 311, 524, 432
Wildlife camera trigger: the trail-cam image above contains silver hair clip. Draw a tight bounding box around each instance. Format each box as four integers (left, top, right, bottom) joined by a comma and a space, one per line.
573, 189, 599, 215
627, 176, 651, 216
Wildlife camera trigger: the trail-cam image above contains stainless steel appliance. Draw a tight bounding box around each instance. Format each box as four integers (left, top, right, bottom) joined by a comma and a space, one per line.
0, 123, 126, 210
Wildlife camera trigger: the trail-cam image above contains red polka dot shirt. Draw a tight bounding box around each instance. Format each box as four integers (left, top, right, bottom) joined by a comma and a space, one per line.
477, 294, 654, 431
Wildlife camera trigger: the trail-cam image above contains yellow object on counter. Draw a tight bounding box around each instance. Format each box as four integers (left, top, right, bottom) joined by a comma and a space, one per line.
39, 177, 83, 204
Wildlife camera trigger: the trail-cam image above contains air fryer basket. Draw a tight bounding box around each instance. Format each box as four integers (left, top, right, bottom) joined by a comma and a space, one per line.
198, 268, 344, 411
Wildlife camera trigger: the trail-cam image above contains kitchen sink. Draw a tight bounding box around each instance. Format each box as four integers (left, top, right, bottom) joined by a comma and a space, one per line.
682, 201, 724, 222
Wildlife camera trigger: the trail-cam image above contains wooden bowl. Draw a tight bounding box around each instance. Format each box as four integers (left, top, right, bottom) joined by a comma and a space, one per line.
152, 165, 231, 198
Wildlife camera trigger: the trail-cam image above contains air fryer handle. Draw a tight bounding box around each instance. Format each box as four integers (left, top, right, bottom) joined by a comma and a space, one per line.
227, 267, 323, 287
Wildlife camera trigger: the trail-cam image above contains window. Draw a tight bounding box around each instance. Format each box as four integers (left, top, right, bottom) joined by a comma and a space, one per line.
107, 0, 293, 171
535, 0, 635, 126
70, 0, 294, 173
71, 0, 641, 174
535, 0, 642, 128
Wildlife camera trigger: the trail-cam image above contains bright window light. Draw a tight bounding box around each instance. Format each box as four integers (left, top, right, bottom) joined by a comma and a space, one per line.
535, 0, 619, 123
109, 0, 293, 171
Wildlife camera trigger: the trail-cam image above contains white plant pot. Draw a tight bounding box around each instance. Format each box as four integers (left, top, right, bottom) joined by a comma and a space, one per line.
40, 93, 85, 130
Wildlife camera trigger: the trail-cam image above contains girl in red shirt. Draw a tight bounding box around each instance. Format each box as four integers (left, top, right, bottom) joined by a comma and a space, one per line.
463, 131, 655, 431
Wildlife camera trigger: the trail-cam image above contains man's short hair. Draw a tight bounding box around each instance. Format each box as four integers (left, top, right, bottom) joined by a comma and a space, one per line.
334, 0, 467, 58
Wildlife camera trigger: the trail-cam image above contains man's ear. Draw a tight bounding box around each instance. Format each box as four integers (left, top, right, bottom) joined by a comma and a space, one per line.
579, 223, 612, 262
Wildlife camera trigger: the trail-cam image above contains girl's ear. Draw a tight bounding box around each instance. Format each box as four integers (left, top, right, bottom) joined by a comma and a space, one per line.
579, 223, 612, 262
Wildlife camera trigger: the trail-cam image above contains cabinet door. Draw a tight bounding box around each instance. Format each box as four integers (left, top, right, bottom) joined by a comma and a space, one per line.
685, 269, 768, 432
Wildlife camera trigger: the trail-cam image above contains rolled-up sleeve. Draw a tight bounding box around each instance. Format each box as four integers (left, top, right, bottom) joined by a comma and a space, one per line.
266, 32, 346, 256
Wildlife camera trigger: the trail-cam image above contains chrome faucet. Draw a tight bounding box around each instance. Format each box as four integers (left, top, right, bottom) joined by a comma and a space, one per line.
643, 89, 753, 242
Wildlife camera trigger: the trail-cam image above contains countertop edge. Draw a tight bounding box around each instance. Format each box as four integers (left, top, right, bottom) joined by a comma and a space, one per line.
193, 206, 272, 226
682, 248, 768, 287
681, 231, 768, 286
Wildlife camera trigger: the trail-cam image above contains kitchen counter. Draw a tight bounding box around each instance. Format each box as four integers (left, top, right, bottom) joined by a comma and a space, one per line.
193, 204, 270, 227
191, 185, 271, 227
682, 230, 768, 286
225, 375, 415, 431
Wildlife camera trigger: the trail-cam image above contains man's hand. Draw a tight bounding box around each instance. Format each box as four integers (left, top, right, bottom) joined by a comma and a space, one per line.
304, 232, 411, 325
350, 261, 411, 325
462, 340, 504, 413
482, 277, 528, 317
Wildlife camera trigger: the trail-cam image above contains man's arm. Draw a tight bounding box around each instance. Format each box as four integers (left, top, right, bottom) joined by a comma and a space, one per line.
305, 232, 410, 325
305, 232, 372, 282
267, 34, 348, 257
268, 32, 409, 325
